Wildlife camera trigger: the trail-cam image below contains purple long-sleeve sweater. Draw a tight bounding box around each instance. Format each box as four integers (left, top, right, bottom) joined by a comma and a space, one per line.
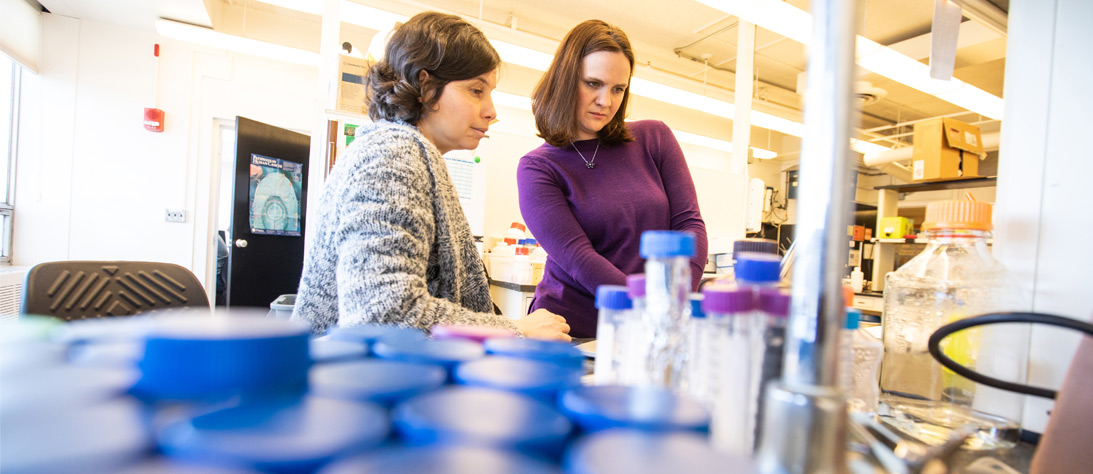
517, 120, 708, 338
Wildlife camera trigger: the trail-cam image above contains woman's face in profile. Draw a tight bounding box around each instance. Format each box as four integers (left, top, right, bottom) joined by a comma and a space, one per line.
575, 51, 631, 141
418, 69, 500, 155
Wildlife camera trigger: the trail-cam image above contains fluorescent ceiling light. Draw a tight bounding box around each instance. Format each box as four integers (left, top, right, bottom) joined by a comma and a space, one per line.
695, 0, 1003, 120
155, 19, 319, 66
490, 39, 554, 71
849, 138, 889, 155
492, 91, 533, 111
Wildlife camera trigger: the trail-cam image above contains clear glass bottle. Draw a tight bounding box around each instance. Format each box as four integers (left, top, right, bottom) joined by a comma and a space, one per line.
616, 274, 651, 386
593, 285, 633, 385
841, 308, 882, 414
879, 200, 1026, 449
640, 231, 695, 390
683, 293, 713, 405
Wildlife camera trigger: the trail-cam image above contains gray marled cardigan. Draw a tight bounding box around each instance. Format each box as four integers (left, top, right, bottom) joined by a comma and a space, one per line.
292, 120, 517, 336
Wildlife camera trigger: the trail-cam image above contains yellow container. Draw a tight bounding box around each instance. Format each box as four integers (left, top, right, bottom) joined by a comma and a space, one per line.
878, 217, 913, 239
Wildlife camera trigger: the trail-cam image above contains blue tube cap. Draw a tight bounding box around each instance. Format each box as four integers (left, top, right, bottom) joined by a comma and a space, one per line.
595, 285, 633, 310
310, 359, 446, 406
454, 357, 583, 403
393, 387, 572, 456
564, 429, 755, 474
324, 324, 427, 353
558, 385, 710, 433
132, 315, 311, 401
689, 294, 705, 319
639, 231, 696, 258
156, 396, 389, 473
372, 338, 485, 374
483, 338, 585, 369
733, 252, 781, 285
309, 338, 369, 363
318, 445, 561, 474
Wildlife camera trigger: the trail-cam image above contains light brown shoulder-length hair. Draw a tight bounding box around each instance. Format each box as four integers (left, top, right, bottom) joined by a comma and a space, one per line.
532, 20, 635, 148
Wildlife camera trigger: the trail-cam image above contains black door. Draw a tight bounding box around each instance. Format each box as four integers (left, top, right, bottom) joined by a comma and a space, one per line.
227, 116, 310, 308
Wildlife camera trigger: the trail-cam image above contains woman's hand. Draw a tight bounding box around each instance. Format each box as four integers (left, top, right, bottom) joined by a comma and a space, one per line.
514, 309, 572, 342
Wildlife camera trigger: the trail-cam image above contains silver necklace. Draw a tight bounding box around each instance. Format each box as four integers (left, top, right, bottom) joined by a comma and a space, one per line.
571, 141, 600, 169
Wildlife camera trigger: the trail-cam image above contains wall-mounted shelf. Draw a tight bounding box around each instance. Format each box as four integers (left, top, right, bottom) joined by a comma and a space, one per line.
874, 177, 996, 193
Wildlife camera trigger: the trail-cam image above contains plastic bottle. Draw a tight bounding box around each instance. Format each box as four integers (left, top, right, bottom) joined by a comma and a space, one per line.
878, 200, 1026, 448
513, 245, 531, 284
489, 241, 516, 283
503, 222, 526, 242
593, 285, 633, 385
617, 274, 652, 386
851, 267, 865, 293
702, 284, 756, 455
752, 287, 790, 450
640, 231, 696, 390
529, 246, 548, 285
683, 293, 714, 405
839, 309, 883, 414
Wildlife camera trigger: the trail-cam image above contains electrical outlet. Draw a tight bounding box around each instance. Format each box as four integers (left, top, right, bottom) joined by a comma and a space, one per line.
165, 209, 187, 223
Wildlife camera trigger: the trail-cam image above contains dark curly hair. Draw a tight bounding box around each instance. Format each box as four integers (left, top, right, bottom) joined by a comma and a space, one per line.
532, 20, 635, 147
367, 12, 501, 125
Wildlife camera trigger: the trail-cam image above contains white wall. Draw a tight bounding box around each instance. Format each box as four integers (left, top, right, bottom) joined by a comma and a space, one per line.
995, 0, 1093, 433
15, 14, 318, 299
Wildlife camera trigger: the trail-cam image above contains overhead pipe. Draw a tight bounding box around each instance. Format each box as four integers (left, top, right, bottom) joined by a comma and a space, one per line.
755, 0, 855, 471
863, 131, 1001, 167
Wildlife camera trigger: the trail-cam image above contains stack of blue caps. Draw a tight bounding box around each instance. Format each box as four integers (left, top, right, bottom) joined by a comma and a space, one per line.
393, 387, 572, 457
564, 429, 752, 474
454, 356, 582, 403
483, 338, 584, 370
322, 324, 426, 355
132, 315, 311, 401
318, 445, 561, 474
156, 396, 389, 473
559, 385, 710, 433
734, 252, 782, 285
310, 359, 446, 406
373, 338, 485, 378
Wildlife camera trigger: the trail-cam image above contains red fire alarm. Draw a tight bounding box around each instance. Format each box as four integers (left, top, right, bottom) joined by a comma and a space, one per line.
144, 43, 165, 132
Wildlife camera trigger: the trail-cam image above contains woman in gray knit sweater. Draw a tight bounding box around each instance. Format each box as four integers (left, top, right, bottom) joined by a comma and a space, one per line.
292, 12, 570, 341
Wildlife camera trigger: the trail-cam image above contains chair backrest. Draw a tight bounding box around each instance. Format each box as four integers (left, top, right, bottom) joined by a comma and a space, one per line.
21, 261, 210, 321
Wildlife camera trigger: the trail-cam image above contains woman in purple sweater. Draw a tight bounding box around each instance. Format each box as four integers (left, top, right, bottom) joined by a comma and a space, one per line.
517, 20, 708, 338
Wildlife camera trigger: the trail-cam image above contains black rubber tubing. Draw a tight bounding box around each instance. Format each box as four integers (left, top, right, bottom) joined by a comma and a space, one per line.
927, 311, 1093, 400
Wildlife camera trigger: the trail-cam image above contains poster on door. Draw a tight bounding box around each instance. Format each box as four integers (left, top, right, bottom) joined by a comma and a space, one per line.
249, 153, 303, 236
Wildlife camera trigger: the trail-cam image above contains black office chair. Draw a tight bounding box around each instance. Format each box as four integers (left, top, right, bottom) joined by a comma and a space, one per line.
21, 261, 211, 321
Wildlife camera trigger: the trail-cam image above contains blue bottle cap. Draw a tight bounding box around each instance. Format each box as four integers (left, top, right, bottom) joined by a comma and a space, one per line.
689, 294, 705, 319
133, 315, 311, 401
115, 457, 263, 474
318, 445, 562, 474
324, 324, 427, 353
310, 359, 446, 406
563, 429, 755, 474
372, 338, 485, 376
845, 308, 861, 330
454, 357, 583, 403
483, 338, 585, 369
393, 387, 572, 456
156, 396, 389, 473
525, 238, 538, 246
595, 285, 632, 310
309, 338, 368, 363
558, 386, 710, 433
733, 252, 781, 284
639, 231, 696, 258
2, 399, 152, 473
1, 364, 139, 413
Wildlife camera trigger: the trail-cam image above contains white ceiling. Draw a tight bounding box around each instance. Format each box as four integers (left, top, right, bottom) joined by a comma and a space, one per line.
35, 0, 1008, 160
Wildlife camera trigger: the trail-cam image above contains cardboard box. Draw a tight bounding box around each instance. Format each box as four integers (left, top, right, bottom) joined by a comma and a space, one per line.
337, 55, 368, 115
911, 117, 985, 182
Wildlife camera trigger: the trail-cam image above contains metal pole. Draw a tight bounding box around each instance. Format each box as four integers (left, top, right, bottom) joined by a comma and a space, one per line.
756, 0, 858, 471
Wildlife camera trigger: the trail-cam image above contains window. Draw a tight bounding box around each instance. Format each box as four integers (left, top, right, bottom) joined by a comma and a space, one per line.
0, 53, 18, 263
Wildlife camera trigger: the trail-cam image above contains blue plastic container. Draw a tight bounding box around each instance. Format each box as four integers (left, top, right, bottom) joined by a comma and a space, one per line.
309, 359, 446, 406
132, 316, 311, 401
393, 387, 572, 457
372, 338, 484, 377
454, 356, 582, 403
1, 399, 153, 474
309, 338, 368, 363
482, 338, 585, 370
564, 429, 754, 474
558, 385, 710, 433
322, 325, 426, 354
156, 396, 389, 474
317, 445, 561, 474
